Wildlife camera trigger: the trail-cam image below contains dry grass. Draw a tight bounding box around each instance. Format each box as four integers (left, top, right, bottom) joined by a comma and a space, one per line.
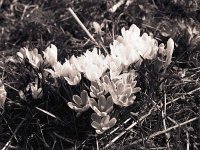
0, 0, 200, 149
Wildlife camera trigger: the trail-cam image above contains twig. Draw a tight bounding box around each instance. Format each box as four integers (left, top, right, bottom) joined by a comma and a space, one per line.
2, 119, 25, 150
2, 117, 18, 142
53, 132, 75, 144
109, 118, 132, 134
167, 116, 178, 125
131, 117, 198, 145
35, 107, 65, 125
105, 107, 156, 148
68, 8, 108, 54
4, 83, 19, 92
187, 87, 200, 95
68, 8, 98, 46
162, 93, 170, 149
106, 93, 194, 148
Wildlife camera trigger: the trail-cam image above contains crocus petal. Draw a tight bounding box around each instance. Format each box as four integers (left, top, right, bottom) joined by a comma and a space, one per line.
91, 113, 101, 123
68, 102, 84, 112
89, 98, 98, 108
91, 121, 102, 130
132, 87, 141, 94
93, 106, 107, 117
104, 96, 113, 113
102, 115, 110, 124
80, 90, 88, 105
106, 118, 117, 128
73, 95, 82, 107
96, 129, 104, 134
98, 95, 106, 110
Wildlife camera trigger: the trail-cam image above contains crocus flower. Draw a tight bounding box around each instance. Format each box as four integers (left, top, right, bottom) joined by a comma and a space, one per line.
43, 44, 58, 66
62, 59, 81, 85
17, 47, 26, 62
84, 48, 108, 81
90, 74, 111, 98
89, 95, 113, 117
71, 48, 108, 81
154, 38, 175, 71
109, 72, 141, 107
110, 81, 135, 106
17, 47, 43, 68
110, 24, 159, 68
105, 55, 122, 79
70, 55, 87, 73
0, 82, 7, 108
30, 78, 43, 99
90, 81, 105, 98
67, 90, 90, 113
91, 113, 117, 134
45, 59, 81, 85
44, 61, 64, 78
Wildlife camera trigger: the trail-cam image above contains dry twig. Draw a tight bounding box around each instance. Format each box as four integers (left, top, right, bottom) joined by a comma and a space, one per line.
130, 117, 198, 145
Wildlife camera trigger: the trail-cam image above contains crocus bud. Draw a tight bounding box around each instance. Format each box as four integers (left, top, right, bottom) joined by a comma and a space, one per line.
165, 38, 174, 67
93, 21, 102, 34
0, 82, 7, 108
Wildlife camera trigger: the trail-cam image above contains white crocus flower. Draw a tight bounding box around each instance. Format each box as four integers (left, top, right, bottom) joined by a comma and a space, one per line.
68, 90, 90, 113
26, 48, 44, 68
71, 48, 108, 82
43, 44, 58, 66
85, 48, 108, 81
62, 59, 81, 85
89, 95, 113, 117
105, 55, 122, 79
17, 47, 43, 68
110, 24, 159, 68
155, 38, 175, 71
110, 36, 140, 68
30, 78, 43, 99
44, 61, 64, 78
17, 47, 27, 62
44, 58, 81, 85
91, 113, 117, 134
85, 65, 101, 81
70, 55, 87, 73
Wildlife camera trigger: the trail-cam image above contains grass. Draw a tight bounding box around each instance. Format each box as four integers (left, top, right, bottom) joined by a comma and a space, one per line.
0, 0, 200, 149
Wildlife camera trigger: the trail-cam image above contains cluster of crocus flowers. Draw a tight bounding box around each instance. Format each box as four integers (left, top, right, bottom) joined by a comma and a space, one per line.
109, 24, 174, 69
71, 48, 108, 81
72, 71, 140, 133
14, 23, 174, 134
66, 24, 174, 133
